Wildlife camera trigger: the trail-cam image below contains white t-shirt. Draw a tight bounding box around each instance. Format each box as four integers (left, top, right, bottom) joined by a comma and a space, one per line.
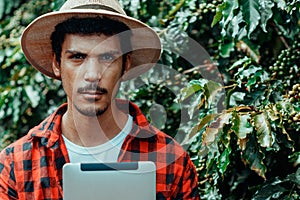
62, 115, 133, 163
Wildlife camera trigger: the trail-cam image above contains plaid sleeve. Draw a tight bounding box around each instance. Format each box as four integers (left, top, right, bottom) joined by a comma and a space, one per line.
0, 148, 18, 200
176, 155, 200, 200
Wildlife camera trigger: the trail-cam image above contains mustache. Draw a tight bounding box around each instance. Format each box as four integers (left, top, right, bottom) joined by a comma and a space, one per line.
77, 83, 108, 94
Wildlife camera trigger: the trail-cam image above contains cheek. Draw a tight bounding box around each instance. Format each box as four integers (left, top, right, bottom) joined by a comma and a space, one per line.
61, 63, 84, 82
103, 63, 123, 82
60, 69, 78, 94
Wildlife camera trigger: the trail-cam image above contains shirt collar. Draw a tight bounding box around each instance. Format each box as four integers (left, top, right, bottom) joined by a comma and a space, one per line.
29, 99, 151, 148
29, 103, 67, 148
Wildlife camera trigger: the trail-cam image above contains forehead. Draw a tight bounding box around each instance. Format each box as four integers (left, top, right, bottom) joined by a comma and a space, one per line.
62, 34, 122, 53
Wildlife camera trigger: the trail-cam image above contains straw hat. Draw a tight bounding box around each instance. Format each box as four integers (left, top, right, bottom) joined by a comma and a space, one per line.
21, 0, 161, 80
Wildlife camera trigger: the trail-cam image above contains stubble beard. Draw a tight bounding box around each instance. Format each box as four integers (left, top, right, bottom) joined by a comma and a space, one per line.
73, 102, 108, 117
72, 83, 110, 117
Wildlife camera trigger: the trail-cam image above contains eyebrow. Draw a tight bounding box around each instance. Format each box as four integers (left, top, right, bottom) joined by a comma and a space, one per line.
65, 50, 122, 56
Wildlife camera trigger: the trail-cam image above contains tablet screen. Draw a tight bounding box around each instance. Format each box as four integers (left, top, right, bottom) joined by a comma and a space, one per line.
63, 161, 156, 200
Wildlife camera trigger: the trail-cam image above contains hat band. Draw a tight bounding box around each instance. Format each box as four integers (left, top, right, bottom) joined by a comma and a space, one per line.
73, 4, 121, 14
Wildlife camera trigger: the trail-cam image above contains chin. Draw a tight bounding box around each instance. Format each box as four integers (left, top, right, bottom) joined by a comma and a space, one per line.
74, 103, 108, 117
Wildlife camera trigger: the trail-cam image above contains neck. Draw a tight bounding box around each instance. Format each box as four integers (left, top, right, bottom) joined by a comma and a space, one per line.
62, 101, 128, 147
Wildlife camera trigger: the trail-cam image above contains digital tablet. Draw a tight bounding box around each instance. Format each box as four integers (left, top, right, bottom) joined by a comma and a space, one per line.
63, 161, 156, 200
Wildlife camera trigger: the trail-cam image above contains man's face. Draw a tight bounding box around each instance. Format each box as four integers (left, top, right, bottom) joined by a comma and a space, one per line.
52, 34, 129, 116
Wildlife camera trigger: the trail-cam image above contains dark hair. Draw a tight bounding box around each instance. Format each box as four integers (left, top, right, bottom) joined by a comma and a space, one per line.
50, 16, 132, 73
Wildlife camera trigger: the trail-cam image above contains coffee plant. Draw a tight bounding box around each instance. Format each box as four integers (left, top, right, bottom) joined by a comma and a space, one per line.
1, 0, 299, 199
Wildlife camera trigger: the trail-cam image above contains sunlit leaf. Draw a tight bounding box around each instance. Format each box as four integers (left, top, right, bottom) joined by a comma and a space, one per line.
190, 114, 219, 141
222, 0, 239, 27
202, 112, 231, 145
259, 0, 274, 32
231, 12, 244, 38
239, 65, 260, 77
253, 112, 273, 148
175, 79, 206, 102
229, 92, 246, 106
204, 80, 223, 109
203, 127, 220, 145
274, 0, 286, 10
232, 113, 253, 139
0, 0, 22, 20
228, 57, 251, 71
188, 93, 203, 119
240, 0, 261, 37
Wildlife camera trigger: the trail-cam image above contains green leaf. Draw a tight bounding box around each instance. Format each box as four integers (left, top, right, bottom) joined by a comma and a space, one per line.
246, 76, 257, 91
24, 85, 40, 108
228, 57, 251, 71
265, 104, 280, 121
175, 79, 207, 102
253, 112, 273, 148
232, 113, 253, 139
274, 0, 286, 10
218, 145, 231, 174
229, 92, 246, 106
191, 114, 219, 140
236, 26, 248, 40
252, 178, 288, 199
188, 93, 203, 119
50, 0, 65, 11
259, 0, 275, 32
238, 65, 260, 79
243, 135, 267, 178
221, 0, 239, 27
219, 41, 235, 58
292, 167, 300, 185
0, 0, 4, 19
231, 12, 244, 38
240, 0, 261, 37
211, 2, 225, 27
11, 88, 21, 123
205, 142, 220, 172
202, 112, 231, 146
204, 81, 223, 109
175, 79, 223, 116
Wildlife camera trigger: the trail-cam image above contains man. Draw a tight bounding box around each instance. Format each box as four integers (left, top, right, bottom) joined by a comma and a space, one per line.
0, 0, 200, 199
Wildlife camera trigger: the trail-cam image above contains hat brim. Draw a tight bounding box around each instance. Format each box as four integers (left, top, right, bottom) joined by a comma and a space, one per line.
21, 9, 161, 80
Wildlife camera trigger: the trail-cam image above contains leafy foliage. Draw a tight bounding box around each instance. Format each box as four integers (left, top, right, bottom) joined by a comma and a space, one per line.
0, 0, 299, 199
0, 0, 65, 148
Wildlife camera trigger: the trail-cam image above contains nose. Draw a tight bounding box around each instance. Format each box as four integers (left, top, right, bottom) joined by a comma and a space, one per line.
83, 58, 103, 82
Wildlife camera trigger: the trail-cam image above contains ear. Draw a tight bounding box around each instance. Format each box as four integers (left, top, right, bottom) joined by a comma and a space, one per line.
124, 53, 131, 72
121, 54, 132, 81
52, 54, 61, 79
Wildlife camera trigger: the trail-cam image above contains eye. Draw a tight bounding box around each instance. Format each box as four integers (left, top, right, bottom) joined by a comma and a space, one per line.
100, 53, 115, 61
70, 53, 86, 60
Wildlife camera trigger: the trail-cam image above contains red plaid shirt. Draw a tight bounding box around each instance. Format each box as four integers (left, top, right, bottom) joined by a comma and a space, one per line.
0, 99, 200, 199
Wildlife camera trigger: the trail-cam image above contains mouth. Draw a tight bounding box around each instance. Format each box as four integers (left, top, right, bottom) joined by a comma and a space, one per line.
78, 85, 108, 100
79, 90, 106, 100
